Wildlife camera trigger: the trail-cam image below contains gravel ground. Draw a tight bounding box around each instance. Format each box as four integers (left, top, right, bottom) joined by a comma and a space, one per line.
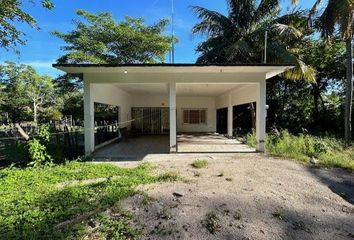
111, 153, 354, 240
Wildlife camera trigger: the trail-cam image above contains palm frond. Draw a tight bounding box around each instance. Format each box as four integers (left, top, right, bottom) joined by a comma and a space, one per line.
227, 0, 256, 26
271, 23, 303, 39
283, 58, 317, 82
191, 6, 232, 36
254, 0, 280, 23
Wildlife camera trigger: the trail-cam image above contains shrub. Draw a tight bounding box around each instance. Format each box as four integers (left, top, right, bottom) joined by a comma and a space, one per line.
192, 159, 208, 169
27, 125, 52, 167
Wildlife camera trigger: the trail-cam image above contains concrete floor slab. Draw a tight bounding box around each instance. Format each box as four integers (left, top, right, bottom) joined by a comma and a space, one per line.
93, 133, 255, 161
177, 133, 256, 153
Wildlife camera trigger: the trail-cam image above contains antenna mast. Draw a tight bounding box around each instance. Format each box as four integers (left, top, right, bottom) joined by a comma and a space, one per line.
171, 0, 175, 64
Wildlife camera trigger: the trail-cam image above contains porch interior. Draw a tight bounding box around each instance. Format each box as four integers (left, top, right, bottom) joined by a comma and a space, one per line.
93, 133, 255, 161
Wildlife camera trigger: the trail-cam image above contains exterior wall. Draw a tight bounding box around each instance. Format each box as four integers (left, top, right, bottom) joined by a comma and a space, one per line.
176, 97, 216, 132
132, 95, 169, 108
132, 95, 216, 133
216, 84, 258, 109
91, 84, 132, 128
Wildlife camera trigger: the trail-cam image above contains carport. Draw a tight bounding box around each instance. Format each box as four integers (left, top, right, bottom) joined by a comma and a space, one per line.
53, 63, 292, 157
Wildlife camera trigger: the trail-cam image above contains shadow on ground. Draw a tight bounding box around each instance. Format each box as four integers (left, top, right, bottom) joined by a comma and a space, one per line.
307, 166, 354, 205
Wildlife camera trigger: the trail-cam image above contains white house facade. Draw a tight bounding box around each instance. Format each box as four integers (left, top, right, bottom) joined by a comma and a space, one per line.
53, 64, 292, 155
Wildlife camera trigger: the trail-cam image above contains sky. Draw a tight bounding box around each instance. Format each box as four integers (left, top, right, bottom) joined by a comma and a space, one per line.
0, 0, 315, 77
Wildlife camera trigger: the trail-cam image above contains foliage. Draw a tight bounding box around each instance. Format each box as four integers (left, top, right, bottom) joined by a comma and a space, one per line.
27, 139, 52, 167
0, 62, 57, 123
0, 0, 53, 51
192, 0, 316, 81
246, 130, 354, 170
308, 0, 354, 146
192, 159, 208, 169
53, 10, 176, 64
27, 125, 52, 167
0, 161, 165, 239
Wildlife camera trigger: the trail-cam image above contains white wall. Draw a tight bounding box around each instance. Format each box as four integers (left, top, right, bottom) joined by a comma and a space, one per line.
132, 95, 169, 108
91, 84, 132, 128
216, 84, 258, 109
176, 97, 216, 132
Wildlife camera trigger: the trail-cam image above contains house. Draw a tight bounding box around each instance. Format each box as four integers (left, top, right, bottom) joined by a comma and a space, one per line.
53, 63, 292, 156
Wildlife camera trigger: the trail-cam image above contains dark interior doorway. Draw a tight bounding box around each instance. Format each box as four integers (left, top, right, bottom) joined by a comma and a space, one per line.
216, 108, 228, 134
131, 107, 169, 135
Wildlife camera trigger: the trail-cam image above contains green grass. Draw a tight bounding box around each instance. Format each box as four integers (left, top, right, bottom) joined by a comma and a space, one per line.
246, 130, 354, 171
192, 159, 208, 169
0, 161, 168, 239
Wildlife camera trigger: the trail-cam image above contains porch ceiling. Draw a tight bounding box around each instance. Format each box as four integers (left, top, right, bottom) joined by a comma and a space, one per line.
114, 83, 247, 97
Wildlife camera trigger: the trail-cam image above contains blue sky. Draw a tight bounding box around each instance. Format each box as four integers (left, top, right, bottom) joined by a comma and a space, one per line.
0, 0, 315, 77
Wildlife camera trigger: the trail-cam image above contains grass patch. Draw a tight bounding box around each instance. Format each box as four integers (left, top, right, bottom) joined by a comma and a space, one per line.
0, 161, 163, 239
192, 159, 208, 169
158, 170, 181, 182
272, 210, 287, 221
204, 212, 221, 234
246, 130, 354, 171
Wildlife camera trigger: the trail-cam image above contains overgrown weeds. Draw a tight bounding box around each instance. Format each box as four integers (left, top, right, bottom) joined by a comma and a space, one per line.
246, 130, 354, 171
0, 161, 169, 239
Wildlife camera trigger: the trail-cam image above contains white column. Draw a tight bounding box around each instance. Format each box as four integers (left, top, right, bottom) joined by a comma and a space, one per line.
84, 78, 95, 156
256, 80, 266, 152
227, 93, 233, 137
169, 82, 177, 153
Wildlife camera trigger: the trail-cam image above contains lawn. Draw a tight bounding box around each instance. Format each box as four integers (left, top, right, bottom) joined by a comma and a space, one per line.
0, 161, 170, 239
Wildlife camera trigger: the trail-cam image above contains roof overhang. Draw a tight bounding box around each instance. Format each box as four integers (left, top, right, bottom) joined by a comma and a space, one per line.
53, 63, 294, 80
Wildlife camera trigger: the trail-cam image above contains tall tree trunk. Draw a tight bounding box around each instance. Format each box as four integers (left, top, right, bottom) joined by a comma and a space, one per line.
33, 101, 37, 124
312, 83, 320, 125
250, 102, 256, 129
345, 39, 353, 146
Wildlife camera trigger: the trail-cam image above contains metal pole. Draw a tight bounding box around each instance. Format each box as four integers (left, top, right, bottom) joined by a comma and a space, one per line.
171, 0, 175, 63
264, 30, 268, 64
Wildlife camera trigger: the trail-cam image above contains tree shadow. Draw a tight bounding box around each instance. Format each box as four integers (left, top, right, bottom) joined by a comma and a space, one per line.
307, 166, 354, 205
127, 191, 354, 239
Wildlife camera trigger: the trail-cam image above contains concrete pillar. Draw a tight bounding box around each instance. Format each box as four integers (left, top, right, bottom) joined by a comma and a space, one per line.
169, 82, 177, 152
256, 80, 266, 152
227, 94, 233, 137
84, 79, 95, 155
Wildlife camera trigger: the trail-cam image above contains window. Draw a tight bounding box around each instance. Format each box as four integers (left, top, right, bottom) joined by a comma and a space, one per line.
183, 109, 207, 124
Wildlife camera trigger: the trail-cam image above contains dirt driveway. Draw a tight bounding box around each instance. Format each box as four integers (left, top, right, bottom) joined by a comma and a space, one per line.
110, 153, 354, 240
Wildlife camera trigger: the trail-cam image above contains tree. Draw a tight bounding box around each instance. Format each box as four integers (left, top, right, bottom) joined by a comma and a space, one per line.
0, 0, 53, 51
302, 40, 346, 129
53, 10, 176, 64
307, 0, 354, 145
0, 62, 56, 123
192, 0, 316, 81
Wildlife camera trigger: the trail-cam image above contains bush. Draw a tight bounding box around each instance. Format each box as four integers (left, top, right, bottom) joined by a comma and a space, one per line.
245, 130, 354, 170
27, 125, 52, 167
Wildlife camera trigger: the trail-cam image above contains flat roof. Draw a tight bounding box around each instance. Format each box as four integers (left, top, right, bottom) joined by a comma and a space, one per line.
52, 63, 294, 78
53, 63, 294, 68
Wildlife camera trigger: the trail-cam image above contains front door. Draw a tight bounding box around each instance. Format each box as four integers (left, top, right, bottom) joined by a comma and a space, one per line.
132, 107, 169, 134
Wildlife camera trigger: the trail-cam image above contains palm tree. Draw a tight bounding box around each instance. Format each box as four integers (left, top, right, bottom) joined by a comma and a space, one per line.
306, 0, 353, 146
192, 0, 316, 81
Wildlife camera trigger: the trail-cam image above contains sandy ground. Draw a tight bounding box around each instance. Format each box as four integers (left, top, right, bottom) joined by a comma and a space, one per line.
109, 153, 354, 240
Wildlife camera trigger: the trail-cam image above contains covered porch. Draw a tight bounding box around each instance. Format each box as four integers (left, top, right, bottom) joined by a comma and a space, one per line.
93, 133, 255, 161
53, 63, 292, 157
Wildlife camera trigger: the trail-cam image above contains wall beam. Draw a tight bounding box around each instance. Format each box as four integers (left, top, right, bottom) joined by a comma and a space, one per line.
169, 82, 177, 152
256, 80, 266, 152
84, 78, 95, 155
